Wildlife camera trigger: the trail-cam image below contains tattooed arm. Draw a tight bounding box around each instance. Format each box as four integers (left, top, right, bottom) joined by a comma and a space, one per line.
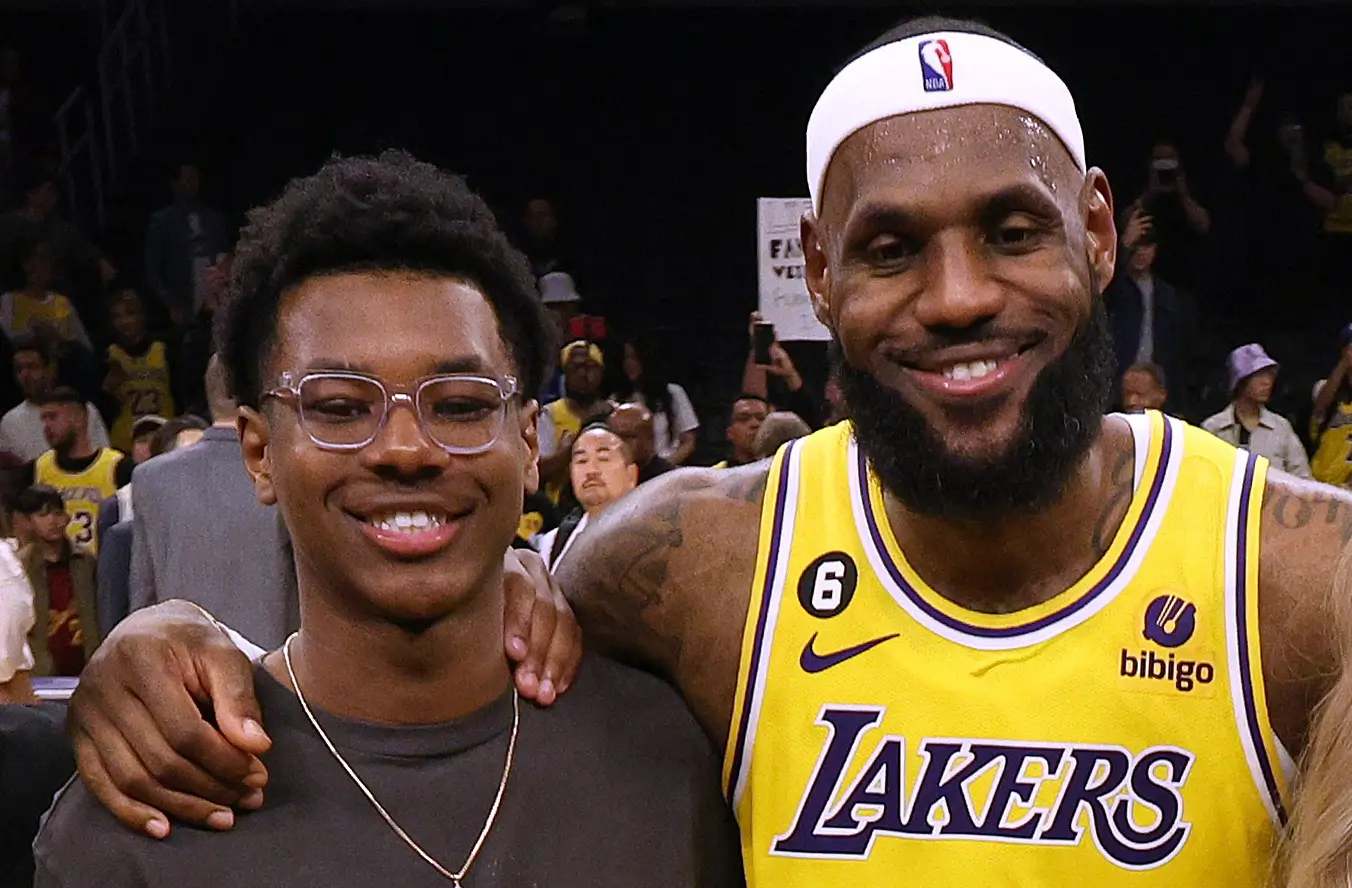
1258, 471, 1351, 755
555, 462, 770, 747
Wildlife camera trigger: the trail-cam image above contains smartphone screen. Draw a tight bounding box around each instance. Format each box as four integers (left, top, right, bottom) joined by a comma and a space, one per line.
753, 322, 775, 365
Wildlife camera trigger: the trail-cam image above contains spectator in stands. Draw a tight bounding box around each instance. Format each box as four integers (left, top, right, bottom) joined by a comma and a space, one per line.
1106, 211, 1195, 415
14, 485, 98, 677
0, 238, 91, 348
103, 287, 174, 454
28, 387, 129, 555
612, 335, 699, 465
1309, 325, 1352, 488
742, 313, 821, 428
1203, 344, 1311, 478
128, 356, 298, 649
607, 402, 673, 483
754, 411, 811, 460
126, 414, 165, 467
539, 424, 639, 571
1120, 362, 1169, 413
536, 270, 582, 404
1286, 92, 1352, 238
521, 196, 568, 283
714, 393, 768, 469
151, 414, 207, 458
0, 533, 34, 703
144, 162, 231, 330
515, 488, 560, 552
1127, 140, 1211, 293
176, 252, 230, 416
0, 172, 115, 312
537, 340, 610, 504
0, 332, 110, 461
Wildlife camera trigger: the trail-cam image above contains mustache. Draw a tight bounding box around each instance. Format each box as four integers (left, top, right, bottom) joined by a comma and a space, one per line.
880, 324, 1047, 364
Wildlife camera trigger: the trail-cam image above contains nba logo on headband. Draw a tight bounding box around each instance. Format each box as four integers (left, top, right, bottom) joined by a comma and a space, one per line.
918, 39, 953, 92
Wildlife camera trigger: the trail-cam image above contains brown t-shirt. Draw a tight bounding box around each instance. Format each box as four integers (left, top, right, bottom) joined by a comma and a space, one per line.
34, 656, 745, 887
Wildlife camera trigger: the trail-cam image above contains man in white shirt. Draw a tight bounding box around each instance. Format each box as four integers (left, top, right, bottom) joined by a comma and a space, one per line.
0, 538, 36, 704
0, 332, 109, 462
538, 424, 638, 571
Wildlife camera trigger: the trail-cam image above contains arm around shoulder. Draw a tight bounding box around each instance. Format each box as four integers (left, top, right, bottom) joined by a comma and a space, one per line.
554, 462, 770, 744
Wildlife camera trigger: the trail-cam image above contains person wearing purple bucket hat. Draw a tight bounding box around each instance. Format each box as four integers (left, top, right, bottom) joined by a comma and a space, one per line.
1203, 345, 1310, 478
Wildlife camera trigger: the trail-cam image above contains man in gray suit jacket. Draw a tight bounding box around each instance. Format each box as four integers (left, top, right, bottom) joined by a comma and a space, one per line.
127, 358, 298, 648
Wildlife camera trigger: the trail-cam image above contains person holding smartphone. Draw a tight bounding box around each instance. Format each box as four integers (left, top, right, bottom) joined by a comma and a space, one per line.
1126, 141, 1211, 295
740, 312, 821, 429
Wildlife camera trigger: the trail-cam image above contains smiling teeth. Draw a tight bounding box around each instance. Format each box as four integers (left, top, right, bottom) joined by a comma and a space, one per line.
942, 360, 1000, 381
371, 511, 445, 533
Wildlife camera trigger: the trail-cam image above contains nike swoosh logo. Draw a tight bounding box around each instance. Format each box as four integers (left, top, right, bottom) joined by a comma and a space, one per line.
799, 632, 900, 674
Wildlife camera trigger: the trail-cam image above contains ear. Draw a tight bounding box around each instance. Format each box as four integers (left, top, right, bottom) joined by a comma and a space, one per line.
238, 406, 277, 506
1082, 168, 1117, 288
802, 210, 834, 332
520, 400, 541, 496
626, 462, 639, 488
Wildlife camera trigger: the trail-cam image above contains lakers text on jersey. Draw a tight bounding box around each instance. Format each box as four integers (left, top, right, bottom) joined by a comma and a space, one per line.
35, 449, 123, 555
723, 412, 1289, 887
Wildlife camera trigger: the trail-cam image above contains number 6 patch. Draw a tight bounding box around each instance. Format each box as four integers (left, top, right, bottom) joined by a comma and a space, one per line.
796, 552, 860, 618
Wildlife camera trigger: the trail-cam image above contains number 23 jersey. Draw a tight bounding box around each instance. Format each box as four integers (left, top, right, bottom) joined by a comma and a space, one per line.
723, 412, 1288, 887
107, 341, 174, 454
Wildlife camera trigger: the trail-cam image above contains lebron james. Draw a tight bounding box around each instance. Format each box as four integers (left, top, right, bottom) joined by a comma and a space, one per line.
62, 17, 1350, 887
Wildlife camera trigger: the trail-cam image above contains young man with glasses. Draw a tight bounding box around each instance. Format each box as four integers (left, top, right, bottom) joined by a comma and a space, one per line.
33, 151, 741, 886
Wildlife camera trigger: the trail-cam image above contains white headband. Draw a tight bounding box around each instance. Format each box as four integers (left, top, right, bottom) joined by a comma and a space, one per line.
806, 31, 1085, 213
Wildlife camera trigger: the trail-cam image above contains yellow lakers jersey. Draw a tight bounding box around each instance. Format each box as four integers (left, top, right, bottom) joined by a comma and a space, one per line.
35, 449, 123, 555
107, 342, 175, 453
1311, 399, 1352, 487
543, 399, 584, 505
725, 411, 1288, 887
10, 291, 82, 343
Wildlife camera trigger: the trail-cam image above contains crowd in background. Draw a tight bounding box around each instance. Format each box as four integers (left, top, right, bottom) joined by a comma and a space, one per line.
0, 19, 1347, 884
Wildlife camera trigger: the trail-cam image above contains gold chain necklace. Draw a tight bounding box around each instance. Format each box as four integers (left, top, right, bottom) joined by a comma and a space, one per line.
283, 633, 519, 886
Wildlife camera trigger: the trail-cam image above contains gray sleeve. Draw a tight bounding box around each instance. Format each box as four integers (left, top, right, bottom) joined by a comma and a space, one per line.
1282, 423, 1313, 479
127, 482, 156, 613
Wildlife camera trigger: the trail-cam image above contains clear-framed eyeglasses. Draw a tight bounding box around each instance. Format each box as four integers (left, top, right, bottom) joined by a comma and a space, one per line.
263, 370, 520, 454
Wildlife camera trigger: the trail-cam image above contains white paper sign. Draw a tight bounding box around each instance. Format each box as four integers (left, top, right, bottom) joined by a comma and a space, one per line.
756, 198, 829, 342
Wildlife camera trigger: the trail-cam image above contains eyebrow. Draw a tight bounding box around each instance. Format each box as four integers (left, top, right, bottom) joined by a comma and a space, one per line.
845, 182, 1062, 238
301, 356, 494, 376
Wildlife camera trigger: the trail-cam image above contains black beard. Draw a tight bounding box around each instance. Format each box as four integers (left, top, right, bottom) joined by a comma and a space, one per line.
836, 298, 1115, 523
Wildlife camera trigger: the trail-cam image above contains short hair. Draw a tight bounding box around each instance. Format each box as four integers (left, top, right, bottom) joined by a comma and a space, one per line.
109, 287, 144, 312
9, 330, 56, 365
1124, 362, 1168, 391
153, 414, 209, 458
33, 386, 83, 408
215, 149, 550, 409
846, 15, 1042, 72
755, 411, 813, 460
732, 392, 770, 409
573, 422, 634, 464
13, 485, 65, 516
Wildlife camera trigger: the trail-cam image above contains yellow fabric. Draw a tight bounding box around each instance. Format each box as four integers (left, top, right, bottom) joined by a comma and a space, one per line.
543, 399, 583, 504
107, 342, 175, 453
559, 340, 603, 369
35, 449, 123, 555
1311, 400, 1352, 487
1322, 140, 1352, 234
725, 412, 1285, 887
11, 292, 82, 342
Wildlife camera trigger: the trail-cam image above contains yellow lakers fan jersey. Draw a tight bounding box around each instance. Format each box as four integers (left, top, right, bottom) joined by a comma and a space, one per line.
107, 342, 175, 453
11, 292, 83, 343
724, 411, 1288, 887
35, 449, 123, 555
1311, 399, 1352, 487
543, 399, 584, 505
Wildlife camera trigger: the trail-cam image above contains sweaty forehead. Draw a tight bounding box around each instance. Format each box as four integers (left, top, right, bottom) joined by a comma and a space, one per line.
819, 104, 1082, 224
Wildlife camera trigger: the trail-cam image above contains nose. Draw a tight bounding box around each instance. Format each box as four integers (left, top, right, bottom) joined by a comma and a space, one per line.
911, 231, 1007, 332
359, 397, 450, 481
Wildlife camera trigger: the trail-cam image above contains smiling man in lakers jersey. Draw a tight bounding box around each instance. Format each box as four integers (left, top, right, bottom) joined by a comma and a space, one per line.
56, 14, 1352, 888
